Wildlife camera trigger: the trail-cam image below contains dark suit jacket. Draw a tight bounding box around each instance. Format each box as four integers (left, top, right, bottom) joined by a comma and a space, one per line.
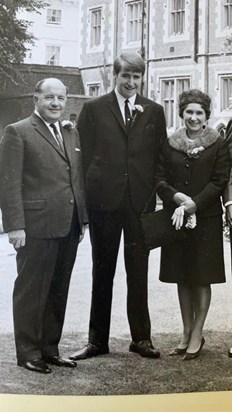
78, 90, 167, 213
0, 113, 87, 238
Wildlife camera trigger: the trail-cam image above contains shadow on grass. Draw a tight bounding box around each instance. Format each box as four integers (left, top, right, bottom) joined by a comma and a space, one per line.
1, 331, 232, 396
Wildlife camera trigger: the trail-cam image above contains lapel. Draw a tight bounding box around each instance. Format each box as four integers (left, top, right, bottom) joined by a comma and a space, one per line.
60, 123, 73, 164
107, 91, 127, 135
130, 94, 146, 129
31, 113, 67, 160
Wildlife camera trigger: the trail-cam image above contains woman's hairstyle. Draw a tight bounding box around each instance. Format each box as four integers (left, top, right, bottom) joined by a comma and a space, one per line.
178, 89, 211, 120
113, 51, 145, 75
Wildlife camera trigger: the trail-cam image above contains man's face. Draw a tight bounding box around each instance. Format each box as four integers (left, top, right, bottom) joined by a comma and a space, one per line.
115, 64, 143, 98
34, 79, 67, 123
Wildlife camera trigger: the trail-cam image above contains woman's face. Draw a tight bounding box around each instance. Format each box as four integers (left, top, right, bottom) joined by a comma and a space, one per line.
182, 103, 206, 135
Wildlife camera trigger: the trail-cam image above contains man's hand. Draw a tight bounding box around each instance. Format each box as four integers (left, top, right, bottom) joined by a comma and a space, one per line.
173, 192, 191, 206
226, 205, 232, 228
8, 229, 26, 249
182, 198, 197, 215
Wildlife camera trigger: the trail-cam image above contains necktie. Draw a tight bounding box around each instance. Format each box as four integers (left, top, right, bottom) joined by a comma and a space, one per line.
124, 99, 131, 130
50, 123, 65, 153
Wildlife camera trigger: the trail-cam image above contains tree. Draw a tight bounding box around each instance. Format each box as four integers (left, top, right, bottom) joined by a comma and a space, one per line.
0, 0, 46, 90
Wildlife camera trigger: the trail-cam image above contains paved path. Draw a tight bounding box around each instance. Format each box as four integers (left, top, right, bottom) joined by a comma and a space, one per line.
1, 230, 232, 339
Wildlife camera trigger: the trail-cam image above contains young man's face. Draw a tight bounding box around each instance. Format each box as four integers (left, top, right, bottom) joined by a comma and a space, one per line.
115, 63, 143, 98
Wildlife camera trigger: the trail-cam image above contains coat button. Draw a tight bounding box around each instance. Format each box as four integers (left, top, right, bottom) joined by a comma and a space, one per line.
70, 199, 74, 204
124, 172, 128, 176
185, 163, 190, 168
66, 166, 70, 171
184, 181, 189, 185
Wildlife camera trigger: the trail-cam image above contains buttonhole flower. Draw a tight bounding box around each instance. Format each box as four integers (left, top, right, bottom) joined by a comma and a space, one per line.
62, 120, 74, 131
186, 146, 205, 159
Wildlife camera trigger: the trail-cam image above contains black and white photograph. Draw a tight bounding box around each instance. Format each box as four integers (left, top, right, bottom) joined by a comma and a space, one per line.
1, 1, 232, 411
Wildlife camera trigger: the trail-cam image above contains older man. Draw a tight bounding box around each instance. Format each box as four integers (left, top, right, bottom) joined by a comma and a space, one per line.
0, 78, 87, 373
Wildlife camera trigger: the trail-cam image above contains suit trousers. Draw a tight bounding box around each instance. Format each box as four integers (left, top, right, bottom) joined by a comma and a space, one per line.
14, 210, 80, 362
88, 190, 151, 346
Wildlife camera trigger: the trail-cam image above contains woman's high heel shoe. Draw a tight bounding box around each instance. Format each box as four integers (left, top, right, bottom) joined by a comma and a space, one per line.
182, 337, 205, 361
169, 347, 188, 356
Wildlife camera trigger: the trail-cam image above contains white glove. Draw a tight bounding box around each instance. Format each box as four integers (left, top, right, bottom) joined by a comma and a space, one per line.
171, 206, 185, 230
185, 213, 197, 229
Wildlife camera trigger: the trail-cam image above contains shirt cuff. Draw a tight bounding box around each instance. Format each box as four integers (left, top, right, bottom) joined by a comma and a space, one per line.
224, 201, 232, 207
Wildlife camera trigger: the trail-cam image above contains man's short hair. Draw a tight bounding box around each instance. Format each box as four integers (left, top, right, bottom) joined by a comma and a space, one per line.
35, 78, 68, 94
113, 51, 145, 75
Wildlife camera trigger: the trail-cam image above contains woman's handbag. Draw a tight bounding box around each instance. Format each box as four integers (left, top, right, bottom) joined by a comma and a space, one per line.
140, 195, 188, 250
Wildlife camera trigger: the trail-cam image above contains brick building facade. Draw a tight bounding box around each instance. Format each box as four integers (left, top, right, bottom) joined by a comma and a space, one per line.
0, 64, 88, 135
79, 0, 232, 134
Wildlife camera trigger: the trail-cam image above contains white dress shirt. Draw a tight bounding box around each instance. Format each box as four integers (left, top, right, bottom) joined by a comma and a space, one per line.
34, 110, 63, 146
114, 88, 137, 123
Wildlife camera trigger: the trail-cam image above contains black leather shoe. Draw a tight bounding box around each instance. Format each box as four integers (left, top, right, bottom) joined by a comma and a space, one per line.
129, 340, 160, 359
43, 355, 77, 368
69, 343, 109, 360
169, 347, 188, 356
18, 358, 52, 374
182, 337, 205, 361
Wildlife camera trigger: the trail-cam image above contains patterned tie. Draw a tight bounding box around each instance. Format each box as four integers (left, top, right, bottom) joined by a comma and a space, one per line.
124, 99, 131, 130
50, 123, 65, 153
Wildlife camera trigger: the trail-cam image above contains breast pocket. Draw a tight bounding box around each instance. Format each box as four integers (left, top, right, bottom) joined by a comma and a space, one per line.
23, 200, 46, 210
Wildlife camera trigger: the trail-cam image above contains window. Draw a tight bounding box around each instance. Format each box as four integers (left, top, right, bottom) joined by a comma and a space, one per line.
224, 1, 232, 28
45, 45, 60, 66
46, 9, 62, 25
127, 1, 142, 43
161, 77, 190, 129
90, 8, 102, 47
88, 83, 101, 97
170, 0, 185, 35
221, 76, 232, 110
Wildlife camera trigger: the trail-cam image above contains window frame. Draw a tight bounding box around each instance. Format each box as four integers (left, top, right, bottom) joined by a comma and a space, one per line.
223, 0, 232, 29
160, 76, 190, 131
87, 82, 101, 97
126, 0, 142, 44
220, 74, 232, 110
46, 8, 62, 25
45, 45, 61, 66
170, 0, 185, 35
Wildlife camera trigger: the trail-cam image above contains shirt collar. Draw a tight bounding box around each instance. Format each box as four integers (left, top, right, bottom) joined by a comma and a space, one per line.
114, 88, 137, 107
34, 110, 60, 131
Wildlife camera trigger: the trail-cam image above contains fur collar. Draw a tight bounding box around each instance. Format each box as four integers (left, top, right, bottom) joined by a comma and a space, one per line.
169, 126, 219, 154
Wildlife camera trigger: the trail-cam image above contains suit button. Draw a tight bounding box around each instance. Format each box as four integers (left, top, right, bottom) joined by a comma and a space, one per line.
124, 172, 128, 176
185, 164, 190, 168
66, 166, 70, 171
184, 181, 189, 185
70, 199, 74, 204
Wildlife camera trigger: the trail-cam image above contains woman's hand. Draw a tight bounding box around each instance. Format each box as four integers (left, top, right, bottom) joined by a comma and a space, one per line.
226, 205, 232, 228
172, 206, 185, 230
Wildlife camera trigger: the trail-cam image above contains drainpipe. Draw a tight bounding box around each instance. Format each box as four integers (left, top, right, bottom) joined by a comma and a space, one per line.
140, 0, 146, 96
113, 0, 119, 60
203, 0, 210, 93
193, 0, 199, 62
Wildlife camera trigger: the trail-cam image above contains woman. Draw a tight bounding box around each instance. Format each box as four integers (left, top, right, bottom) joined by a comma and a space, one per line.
155, 89, 230, 360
